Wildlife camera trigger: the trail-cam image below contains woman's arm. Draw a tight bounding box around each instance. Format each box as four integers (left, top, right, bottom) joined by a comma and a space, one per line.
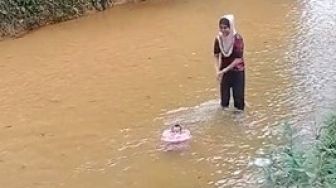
219, 58, 243, 74
213, 38, 223, 80
214, 53, 221, 73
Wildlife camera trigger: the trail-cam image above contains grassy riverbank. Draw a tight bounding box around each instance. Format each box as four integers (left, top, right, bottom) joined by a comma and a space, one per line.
263, 114, 336, 187
0, 0, 134, 38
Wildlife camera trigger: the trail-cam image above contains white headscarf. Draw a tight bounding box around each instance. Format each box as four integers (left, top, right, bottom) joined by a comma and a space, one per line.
217, 14, 237, 57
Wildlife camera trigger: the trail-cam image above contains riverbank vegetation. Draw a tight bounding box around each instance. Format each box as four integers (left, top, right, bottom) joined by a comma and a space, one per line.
0, 0, 131, 38
263, 114, 336, 187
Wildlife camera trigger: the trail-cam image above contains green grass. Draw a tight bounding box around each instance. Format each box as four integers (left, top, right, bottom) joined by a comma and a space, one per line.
263, 114, 336, 188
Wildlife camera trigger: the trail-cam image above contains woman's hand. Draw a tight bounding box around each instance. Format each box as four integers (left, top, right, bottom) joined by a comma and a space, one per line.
216, 71, 222, 81
217, 68, 229, 81
216, 68, 228, 81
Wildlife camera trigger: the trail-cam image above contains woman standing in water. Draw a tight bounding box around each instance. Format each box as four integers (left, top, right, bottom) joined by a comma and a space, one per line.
213, 14, 245, 111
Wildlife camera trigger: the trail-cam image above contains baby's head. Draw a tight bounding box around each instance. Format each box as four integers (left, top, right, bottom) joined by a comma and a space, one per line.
171, 124, 182, 133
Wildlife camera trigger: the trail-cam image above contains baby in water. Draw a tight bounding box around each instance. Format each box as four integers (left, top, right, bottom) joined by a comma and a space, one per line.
161, 124, 191, 151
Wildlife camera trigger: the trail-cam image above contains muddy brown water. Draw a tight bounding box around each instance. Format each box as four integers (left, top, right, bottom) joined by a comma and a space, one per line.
0, 0, 335, 187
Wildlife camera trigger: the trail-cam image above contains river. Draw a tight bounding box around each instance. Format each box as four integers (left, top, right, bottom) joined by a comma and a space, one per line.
0, 0, 335, 187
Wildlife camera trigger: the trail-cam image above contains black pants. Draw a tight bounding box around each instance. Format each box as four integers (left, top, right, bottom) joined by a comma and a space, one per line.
220, 71, 245, 110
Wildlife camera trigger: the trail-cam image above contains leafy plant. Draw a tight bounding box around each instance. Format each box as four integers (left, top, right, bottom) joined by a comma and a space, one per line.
262, 114, 336, 188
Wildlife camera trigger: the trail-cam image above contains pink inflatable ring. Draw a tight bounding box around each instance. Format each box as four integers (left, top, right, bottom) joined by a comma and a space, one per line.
161, 124, 191, 144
